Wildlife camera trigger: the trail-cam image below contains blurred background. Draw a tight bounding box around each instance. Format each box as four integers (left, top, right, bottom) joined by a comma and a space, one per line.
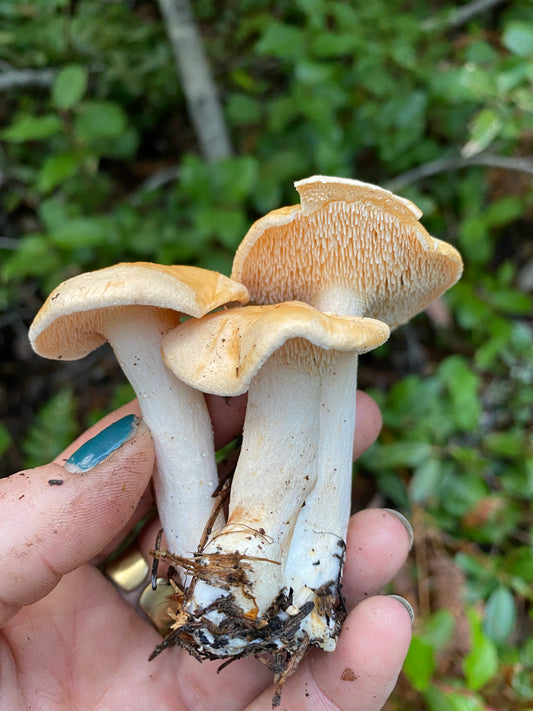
1, 1, 532, 708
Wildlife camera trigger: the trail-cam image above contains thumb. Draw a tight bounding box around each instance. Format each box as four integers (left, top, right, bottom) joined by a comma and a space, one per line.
0, 414, 154, 625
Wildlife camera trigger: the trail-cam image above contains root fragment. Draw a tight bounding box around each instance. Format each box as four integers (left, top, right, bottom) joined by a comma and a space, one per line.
148, 486, 347, 706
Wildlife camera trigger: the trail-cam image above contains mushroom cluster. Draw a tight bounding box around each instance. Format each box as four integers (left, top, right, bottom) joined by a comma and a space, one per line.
29, 176, 463, 704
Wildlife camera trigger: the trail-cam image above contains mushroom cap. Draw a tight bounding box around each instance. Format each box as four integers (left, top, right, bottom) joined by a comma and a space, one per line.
29, 262, 250, 360
162, 301, 389, 396
231, 175, 463, 329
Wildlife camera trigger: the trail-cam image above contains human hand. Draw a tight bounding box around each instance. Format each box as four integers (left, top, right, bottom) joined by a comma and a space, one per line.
0, 393, 412, 710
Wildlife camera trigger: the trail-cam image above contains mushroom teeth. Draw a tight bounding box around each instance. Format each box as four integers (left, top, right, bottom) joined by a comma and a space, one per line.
231, 175, 463, 328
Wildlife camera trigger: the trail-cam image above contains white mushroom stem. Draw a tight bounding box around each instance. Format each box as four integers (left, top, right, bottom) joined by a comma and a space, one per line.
283, 289, 362, 647
285, 350, 358, 649
103, 306, 220, 559
192, 349, 320, 621
159, 300, 388, 662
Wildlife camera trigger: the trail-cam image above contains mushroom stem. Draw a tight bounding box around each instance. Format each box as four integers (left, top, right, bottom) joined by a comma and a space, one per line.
191, 349, 320, 623
285, 350, 358, 648
104, 306, 219, 559
184, 347, 361, 658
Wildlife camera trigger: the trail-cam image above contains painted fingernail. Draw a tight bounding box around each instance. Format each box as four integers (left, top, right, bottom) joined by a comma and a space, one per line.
385, 508, 414, 551
388, 595, 415, 625
64, 414, 140, 473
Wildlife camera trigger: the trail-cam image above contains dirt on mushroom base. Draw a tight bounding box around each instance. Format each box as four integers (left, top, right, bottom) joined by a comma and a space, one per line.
149, 540, 346, 707
147, 477, 346, 705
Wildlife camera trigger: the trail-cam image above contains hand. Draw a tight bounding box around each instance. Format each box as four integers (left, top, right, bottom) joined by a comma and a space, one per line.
0, 393, 412, 710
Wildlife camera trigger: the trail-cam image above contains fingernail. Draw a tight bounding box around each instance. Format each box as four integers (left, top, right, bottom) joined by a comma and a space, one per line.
388, 595, 415, 625
385, 508, 414, 551
64, 414, 140, 473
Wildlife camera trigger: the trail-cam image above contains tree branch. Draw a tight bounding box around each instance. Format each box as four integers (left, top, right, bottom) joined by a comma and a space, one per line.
0, 66, 57, 92
156, 0, 232, 163
387, 153, 533, 192
422, 0, 507, 31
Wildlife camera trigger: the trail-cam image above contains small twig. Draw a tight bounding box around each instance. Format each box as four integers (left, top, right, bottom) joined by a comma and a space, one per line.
422, 0, 507, 31
156, 0, 232, 162
129, 165, 181, 205
0, 237, 19, 250
387, 153, 533, 192
0, 66, 57, 92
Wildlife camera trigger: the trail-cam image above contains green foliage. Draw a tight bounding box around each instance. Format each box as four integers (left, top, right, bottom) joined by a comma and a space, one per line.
21, 388, 79, 468
1, 1, 532, 708
0, 424, 12, 458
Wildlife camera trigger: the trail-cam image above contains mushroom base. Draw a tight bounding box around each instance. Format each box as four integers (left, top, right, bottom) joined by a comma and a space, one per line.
149, 546, 346, 706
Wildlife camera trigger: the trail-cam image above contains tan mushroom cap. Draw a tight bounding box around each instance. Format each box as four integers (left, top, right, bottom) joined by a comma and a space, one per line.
231, 175, 463, 329
29, 262, 250, 360
162, 301, 389, 396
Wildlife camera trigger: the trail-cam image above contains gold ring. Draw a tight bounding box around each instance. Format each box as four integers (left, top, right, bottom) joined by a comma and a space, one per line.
103, 544, 174, 635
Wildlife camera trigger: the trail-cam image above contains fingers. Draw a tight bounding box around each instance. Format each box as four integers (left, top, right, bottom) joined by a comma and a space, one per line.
206, 390, 382, 456
353, 391, 382, 459
306, 596, 413, 711
247, 596, 412, 711
0, 414, 154, 626
205, 393, 248, 450
342, 508, 413, 609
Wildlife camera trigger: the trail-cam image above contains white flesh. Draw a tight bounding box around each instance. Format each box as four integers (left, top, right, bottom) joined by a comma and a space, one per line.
188, 350, 320, 642
106, 307, 220, 559
285, 351, 358, 649
282, 288, 362, 649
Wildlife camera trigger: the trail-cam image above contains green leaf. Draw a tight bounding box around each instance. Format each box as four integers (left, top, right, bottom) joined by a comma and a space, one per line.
484, 430, 525, 458
0, 423, 12, 458
484, 586, 516, 643
422, 685, 454, 711
52, 65, 88, 109
410, 458, 442, 504
312, 32, 357, 57
463, 608, 498, 690
212, 155, 258, 202
50, 216, 116, 249
503, 21, 533, 57
505, 547, 533, 585
255, 22, 305, 61
423, 609, 456, 650
484, 288, 533, 315
369, 441, 433, 469
462, 108, 502, 157
1, 235, 60, 281
2, 114, 63, 142
438, 356, 481, 432
74, 101, 128, 141
457, 216, 491, 264
447, 693, 486, 711
403, 637, 436, 691
37, 153, 79, 193
226, 94, 262, 126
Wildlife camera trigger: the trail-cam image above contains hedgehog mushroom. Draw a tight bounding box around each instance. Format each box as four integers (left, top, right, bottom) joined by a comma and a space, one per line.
182, 175, 461, 695
29, 262, 249, 558
232, 177, 462, 579
160, 301, 389, 695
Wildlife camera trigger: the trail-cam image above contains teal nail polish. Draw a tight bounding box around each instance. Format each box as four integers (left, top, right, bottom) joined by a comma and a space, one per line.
65, 414, 139, 472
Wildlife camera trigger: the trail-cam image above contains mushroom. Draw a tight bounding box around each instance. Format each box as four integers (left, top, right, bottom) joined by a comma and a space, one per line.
160, 301, 389, 666
29, 262, 249, 558
230, 174, 462, 644
155, 176, 462, 697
